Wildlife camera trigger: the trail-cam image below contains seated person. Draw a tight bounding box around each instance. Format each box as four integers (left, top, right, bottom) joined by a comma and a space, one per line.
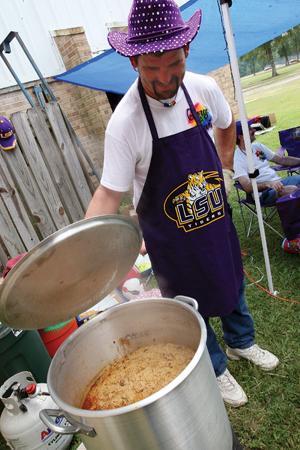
234, 121, 300, 253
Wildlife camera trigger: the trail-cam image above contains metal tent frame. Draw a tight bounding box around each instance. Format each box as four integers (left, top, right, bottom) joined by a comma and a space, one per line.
0, 3, 277, 294
220, 0, 275, 293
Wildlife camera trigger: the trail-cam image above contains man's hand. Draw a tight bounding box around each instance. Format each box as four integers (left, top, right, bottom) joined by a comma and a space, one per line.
264, 181, 297, 197
265, 180, 284, 193
140, 239, 147, 255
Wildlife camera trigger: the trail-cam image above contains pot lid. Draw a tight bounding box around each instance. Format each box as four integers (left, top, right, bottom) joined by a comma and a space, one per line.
0, 215, 142, 330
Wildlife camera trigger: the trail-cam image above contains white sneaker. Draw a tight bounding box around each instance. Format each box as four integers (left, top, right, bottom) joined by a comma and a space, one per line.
216, 369, 248, 407
226, 344, 279, 371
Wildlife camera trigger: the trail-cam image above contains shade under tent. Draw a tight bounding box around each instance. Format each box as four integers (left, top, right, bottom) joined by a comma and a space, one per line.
55, 0, 300, 293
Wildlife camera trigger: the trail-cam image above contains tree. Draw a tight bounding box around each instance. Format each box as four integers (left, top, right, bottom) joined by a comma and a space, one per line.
261, 41, 278, 77
288, 25, 300, 60
240, 49, 258, 76
239, 47, 266, 76
239, 25, 300, 77
274, 34, 291, 66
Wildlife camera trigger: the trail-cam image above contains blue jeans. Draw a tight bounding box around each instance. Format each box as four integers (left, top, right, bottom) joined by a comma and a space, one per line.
204, 282, 255, 377
260, 175, 300, 206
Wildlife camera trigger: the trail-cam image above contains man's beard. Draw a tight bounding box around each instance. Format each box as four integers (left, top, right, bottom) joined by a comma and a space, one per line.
152, 76, 180, 100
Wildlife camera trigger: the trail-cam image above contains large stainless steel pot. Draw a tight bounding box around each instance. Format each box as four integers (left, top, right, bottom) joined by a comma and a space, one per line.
40, 297, 233, 450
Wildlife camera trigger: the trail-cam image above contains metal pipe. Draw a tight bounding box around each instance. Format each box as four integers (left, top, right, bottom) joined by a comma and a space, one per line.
14, 33, 56, 102
0, 52, 35, 107
220, 1, 275, 294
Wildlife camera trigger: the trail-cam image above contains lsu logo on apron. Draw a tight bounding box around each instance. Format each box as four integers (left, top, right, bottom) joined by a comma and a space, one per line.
163, 170, 225, 232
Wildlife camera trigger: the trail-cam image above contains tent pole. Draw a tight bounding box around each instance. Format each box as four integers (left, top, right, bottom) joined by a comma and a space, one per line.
220, 1, 275, 294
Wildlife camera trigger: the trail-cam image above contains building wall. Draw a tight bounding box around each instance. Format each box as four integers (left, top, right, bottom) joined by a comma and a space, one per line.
1, 0, 187, 89
0, 0, 134, 89
0, 0, 237, 176
209, 65, 239, 118
0, 27, 112, 172
0, 24, 237, 176
52, 27, 112, 169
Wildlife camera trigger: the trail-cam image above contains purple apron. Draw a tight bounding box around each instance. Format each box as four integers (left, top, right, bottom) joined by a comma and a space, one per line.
276, 189, 300, 240
136, 79, 243, 317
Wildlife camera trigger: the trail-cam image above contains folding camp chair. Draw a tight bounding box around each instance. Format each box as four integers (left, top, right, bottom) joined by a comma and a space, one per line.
272, 126, 300, 176
234, 181, 284, 239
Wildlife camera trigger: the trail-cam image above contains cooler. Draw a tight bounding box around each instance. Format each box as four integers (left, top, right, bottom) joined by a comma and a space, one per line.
0, 325, 51, 386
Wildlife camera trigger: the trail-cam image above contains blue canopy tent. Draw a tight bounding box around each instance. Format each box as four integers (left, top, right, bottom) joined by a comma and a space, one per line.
54, 0, 300, 94
55, 0, 300, 293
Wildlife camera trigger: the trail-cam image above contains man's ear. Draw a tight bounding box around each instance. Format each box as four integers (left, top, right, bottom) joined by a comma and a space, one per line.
129, 56, 138, 72
184, 44, 190, 58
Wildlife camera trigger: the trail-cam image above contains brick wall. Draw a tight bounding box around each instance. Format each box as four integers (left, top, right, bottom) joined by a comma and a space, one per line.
0, 85, 34, 117
209, 64, 239, 118
52, 27, 112, 171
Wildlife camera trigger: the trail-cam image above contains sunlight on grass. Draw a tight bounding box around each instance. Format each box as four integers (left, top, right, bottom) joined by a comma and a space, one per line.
228, 67, 299, 447
241, 62, 300, 89
242, 69, 300, 149
222, 189, 300, 449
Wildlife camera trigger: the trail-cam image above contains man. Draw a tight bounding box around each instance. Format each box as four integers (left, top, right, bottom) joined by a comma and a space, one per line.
86, 0, 278, 407
234, 121, 300, 253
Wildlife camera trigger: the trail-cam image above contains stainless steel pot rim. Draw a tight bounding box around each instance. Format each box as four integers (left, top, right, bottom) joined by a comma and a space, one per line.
48, 297, 207, 418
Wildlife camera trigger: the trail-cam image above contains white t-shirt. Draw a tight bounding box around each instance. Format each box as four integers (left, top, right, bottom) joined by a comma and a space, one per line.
101, 71, 232, 208
233, 142, 280, 183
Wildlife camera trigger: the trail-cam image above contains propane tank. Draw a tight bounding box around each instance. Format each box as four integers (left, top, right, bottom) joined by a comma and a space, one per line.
0, 371, 72, 449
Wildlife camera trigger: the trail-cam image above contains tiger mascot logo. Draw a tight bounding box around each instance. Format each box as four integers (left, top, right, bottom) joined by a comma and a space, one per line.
164, 170, 225, 232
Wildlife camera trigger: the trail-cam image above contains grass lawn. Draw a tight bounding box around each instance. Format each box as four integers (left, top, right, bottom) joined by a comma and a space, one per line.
245, 79, 300, 149
241, 62, 300, 90
223, 64, 300, 449
216, 191, 300, 449
1, 66, 299, 450
242, 63, 300, 149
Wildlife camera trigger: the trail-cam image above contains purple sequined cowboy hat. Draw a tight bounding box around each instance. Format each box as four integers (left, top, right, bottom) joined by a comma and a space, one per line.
108, 0, 202, 57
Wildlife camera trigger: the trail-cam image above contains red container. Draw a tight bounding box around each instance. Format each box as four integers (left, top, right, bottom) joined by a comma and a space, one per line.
38, 319, 78, 357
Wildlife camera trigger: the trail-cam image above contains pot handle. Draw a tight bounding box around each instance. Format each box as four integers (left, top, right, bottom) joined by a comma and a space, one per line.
39, 409, 97, 437
174, 295, 198, 311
